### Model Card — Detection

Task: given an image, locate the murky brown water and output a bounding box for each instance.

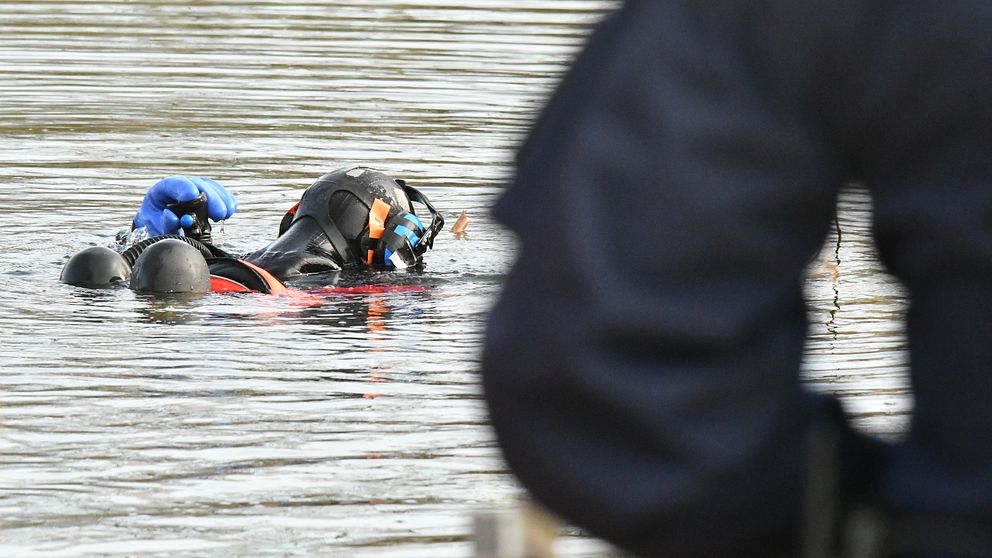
[0,2,908,556]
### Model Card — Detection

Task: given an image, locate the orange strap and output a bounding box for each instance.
[211,276,252,293]
[241,260,287,295]
[366,198,392,265]
[279,202,301,235]
[368,199,390,240]
[209,260,288,295]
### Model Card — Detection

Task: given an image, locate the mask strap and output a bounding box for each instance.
[317,217,357,264]
[399,182,444,250]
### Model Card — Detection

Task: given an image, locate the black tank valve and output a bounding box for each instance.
[167,192,211,243]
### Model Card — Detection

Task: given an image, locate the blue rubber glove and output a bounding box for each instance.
[133,176,237,236]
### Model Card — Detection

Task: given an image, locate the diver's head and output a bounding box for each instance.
[129,238,211,293]
[61,246,131,288]
[246,166,443,280]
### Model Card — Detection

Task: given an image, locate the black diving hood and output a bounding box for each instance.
[244,166,443,280]
[244,215,343,280]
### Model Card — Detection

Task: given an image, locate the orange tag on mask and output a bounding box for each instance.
[368,199,390,240]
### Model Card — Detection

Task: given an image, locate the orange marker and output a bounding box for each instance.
[451,210,469,235]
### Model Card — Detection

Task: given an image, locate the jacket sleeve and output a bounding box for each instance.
[481,3,846,557]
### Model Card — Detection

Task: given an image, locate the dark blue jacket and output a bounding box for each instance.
[482,2,992,556]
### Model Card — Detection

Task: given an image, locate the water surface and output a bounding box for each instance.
[0,2,908,556]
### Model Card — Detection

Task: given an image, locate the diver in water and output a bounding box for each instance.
[61,166,444,293]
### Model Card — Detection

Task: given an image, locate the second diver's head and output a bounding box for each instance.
[245,166,443,281]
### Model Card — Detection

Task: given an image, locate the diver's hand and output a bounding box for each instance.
[133,176,237,236]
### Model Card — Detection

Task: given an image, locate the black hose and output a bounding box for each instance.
[121,235,230,267]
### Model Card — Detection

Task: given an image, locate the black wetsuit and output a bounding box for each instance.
[482,2,992,557]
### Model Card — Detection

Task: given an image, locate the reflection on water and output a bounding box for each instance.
[803,186,910,436]
[0,2,617,556]
[1,1,908,556]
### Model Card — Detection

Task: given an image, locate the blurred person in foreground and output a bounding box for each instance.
[481,2,992,557]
